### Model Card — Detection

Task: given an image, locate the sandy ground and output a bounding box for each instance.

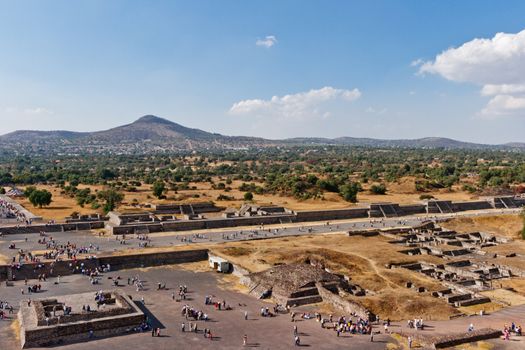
[441,214,523,239]
[209,233,459,321]
[13,176,479,221]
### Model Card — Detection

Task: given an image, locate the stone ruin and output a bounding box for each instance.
[240,263,374,321]
[18,290,144,348]
[380,222,523,309]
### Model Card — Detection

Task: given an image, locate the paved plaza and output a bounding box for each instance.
[1,266,393,349]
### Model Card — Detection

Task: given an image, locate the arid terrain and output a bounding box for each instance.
[15,176,479,221]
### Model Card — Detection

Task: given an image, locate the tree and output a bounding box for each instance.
[98,168,117,180]
[370,184,387,195]
[28,189,52,208]
[339,183,359,203]
[24,186,37,198]
[243,192,254,201]
[152,181,166,199]
[97,189,124,214]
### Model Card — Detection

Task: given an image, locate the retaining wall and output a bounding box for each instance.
[316,283,376,322]
[0,249,209,281]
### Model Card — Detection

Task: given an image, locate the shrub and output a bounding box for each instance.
[370,184,387,195]
[419,194,434,200]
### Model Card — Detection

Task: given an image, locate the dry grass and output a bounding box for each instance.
[12,176,479,220]
[497,278,525,295]
[455,341,494,350]
[0,253,8,264]
[441,214,523,239]
[457,302,503,315]
[10,319,21,343]
[480,288,525,306]
[211,233,459,321]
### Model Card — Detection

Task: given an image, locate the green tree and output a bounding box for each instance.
[370,183,387,195]
[243,192,254,201]
[28,189,52,208]
[339,183,359,203]
[152,181,166,199]
[24,186,37,198]
[97,189,124,214]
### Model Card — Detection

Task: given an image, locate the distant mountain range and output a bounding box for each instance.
[0,115,523,154]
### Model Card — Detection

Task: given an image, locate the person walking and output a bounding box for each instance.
[243,334,248,346]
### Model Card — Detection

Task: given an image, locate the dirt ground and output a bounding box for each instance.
[12,176,479,221]
[209,233,459,321]
[441,214,523,239]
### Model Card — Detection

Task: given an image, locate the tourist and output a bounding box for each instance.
[243,334,247,346]
[244,310,248,320]
[408,336,412,348]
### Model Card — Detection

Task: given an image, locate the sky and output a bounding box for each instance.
[0,0,524,144]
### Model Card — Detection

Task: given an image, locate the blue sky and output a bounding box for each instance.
[1,0,524,143]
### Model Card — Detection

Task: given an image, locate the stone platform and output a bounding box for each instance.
[18,290,144,348]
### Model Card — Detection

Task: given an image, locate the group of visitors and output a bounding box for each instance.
[0,197,29,223]
[407,318,425,330]
[503,322,522,340]
[0,300,14,319]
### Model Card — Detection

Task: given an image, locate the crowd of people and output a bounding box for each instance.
[0,197,30,224]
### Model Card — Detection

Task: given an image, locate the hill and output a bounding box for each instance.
[0,115,522,154]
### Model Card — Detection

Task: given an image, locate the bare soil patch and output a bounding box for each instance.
[441,214,523,239]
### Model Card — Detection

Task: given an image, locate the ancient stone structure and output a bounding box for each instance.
[18,290,144,348]
[241,263,374,320]
[102,196,525,236]
[381,222,523,308]
[1,196,523,236]
[0,249,209,281]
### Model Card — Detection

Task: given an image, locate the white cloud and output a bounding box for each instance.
[418,28,525,117]
[23,107,54,115]
[5,106,54,116]
[410,58,424,67]
[256,35,277,48]
[481,95,525,116]
[229,86,361,120]
[419,29,525,85]
[480,84,525,96]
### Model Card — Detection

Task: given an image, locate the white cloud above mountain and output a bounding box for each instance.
[229,86,361,120]
[419,29,525,117]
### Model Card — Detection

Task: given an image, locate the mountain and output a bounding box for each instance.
[0,130,86,142]
[87,115,221,142]
[0,115,522,154]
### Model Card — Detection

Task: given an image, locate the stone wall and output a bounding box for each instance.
[316,283,375,321]
[0,221,104,235]
[19,293,144,348]
[0,249,209,281]
[295,208,369,222]
[452,201,493,212]
[397,204,427,216]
